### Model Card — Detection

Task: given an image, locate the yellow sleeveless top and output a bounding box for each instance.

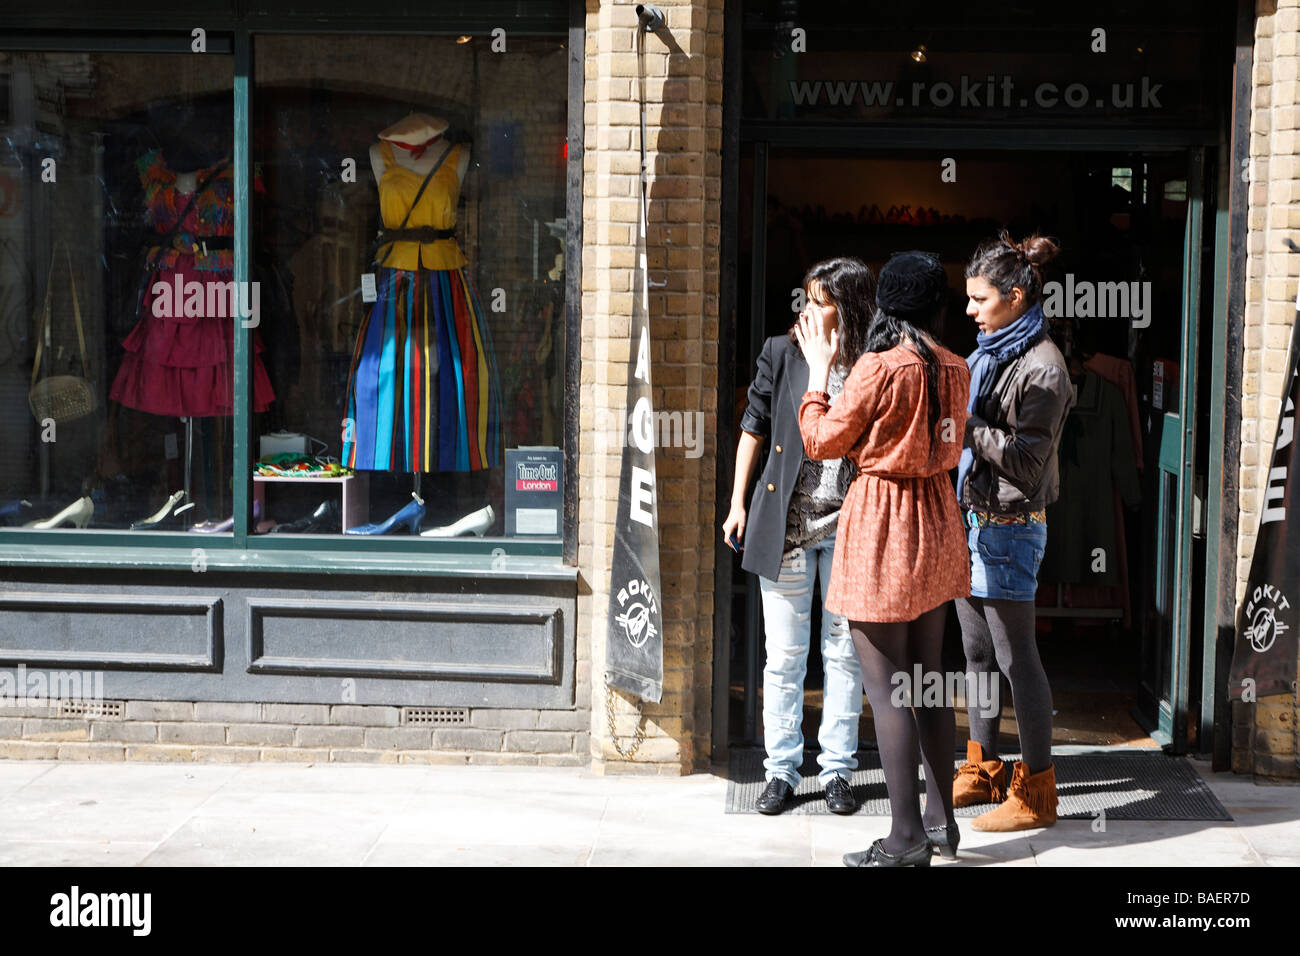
[374,139,467,271]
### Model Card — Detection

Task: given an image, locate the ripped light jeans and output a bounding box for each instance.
[758,532,862,788]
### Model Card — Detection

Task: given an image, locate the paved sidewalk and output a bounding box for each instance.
[0,757,1296,866]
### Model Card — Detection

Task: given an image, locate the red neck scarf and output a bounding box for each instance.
[389,136,442,160]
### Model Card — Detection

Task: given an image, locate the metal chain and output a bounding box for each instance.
[606,685,647,760]
[1292,680,1299,773]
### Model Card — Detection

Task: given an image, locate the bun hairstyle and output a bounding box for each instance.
[789,256,878,372]
[964,230,1061,307]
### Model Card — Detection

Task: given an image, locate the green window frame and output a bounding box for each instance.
[0,1,580,577]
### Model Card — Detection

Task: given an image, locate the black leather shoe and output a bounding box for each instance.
[843,837,933,867]
[756,778,794,815]
[925,822,960,859]
[824,774,856,814]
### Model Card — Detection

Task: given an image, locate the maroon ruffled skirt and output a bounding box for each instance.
[109,256,274,417]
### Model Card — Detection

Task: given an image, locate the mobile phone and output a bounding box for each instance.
[727,530,742,552]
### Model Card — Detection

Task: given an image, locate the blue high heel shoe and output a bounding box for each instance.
[345,495,425,535]
[0,499,33,524]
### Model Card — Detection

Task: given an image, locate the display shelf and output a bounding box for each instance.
[253,473,369,532]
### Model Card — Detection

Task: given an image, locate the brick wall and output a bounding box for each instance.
[0,699,587,766]
[1234,0,1300,779]
[579,0,723,774]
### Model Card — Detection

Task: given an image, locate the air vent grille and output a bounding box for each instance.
[58,699,125,719]
[402,706,469,726]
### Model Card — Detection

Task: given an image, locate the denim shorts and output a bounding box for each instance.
[967,521,1047,601]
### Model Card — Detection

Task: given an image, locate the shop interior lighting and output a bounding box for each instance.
[910,43,927,64]
[456,35,472,43]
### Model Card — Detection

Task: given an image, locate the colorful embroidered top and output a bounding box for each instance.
[137,148,264,272]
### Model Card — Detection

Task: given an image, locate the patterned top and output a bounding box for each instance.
[783,364,852,557]
[798,342,972,622]
[137,148,264,273]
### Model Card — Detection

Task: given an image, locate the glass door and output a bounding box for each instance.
[1140,148,1205,749]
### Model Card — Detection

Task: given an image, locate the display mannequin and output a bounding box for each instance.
[341,112,501,536]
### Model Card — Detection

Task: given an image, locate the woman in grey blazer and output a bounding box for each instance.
[722,256,876,815]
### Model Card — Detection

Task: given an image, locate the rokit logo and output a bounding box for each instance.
[1243,583,1291,654]
[515,461,558,492]
[613,577,658,649]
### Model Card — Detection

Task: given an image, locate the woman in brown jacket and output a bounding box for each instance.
[953,233,1075,833]
[796,251,971,867]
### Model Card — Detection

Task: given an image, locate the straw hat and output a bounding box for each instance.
[378,112,449,144]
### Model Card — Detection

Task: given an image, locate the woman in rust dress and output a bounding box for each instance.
[795,250,971,867]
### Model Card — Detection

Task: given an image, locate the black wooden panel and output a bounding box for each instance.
[246,598,562,682]
[0,592,221,670]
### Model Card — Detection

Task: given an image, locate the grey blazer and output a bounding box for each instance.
[737,334,831,583]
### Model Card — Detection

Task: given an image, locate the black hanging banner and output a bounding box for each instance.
[1230,314,1300,701]
[605,19,664,704]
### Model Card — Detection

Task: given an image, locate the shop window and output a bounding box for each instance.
[0,26,570,552]
[0,50,237,534]
[252,34,567,542]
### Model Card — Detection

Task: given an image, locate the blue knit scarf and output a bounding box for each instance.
[956,301,1046,500]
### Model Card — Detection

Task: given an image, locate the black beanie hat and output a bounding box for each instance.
[875,250,948,321]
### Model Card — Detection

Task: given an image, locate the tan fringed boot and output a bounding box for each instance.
[970,761,1058,831]
[952,740,1008,808]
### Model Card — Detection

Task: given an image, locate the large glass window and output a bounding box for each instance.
[1,50,236,534]
[251,33,567,541]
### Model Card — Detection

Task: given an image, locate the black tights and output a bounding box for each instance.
[850,604,953,855]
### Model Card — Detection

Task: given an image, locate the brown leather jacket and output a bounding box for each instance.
[960,335,1076,514]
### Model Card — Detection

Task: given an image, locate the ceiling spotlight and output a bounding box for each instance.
[910,44,927,64]
[456,35,472,44]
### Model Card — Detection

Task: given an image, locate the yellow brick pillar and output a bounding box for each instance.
[579,0,724,774]
[1234,0,1300,779]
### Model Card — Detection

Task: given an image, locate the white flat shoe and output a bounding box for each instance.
[419,504,494,537]
[25,496,94,529]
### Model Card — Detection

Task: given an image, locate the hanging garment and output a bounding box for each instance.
[1084,352,1142,470]
[109,149,275,417]
[342,140,501,472]
[1040,371,1141,586]
[1079,352,1143,623]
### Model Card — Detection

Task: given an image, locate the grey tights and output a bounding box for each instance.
[955,596,1054,773]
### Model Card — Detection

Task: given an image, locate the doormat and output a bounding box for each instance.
[725,748,1232,821]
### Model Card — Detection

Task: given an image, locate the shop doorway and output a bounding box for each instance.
[723,144,1213,756]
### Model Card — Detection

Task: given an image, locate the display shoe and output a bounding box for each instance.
[130,490,186,531]
[824,774,857,814]
[0,499,33,524]
[843,838,934,867]
[419,503,494,538]
[269,500,340,535]
[345,496,425,535]
[970,761,1058,832]
[191,500,262,534]
[952,739,1007,808]
[755,778,794,815]
[25,496,94,530]
[925,822,961,860]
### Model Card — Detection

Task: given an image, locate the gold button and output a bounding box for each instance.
[767,483,775,492]
[775,444,783,453]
